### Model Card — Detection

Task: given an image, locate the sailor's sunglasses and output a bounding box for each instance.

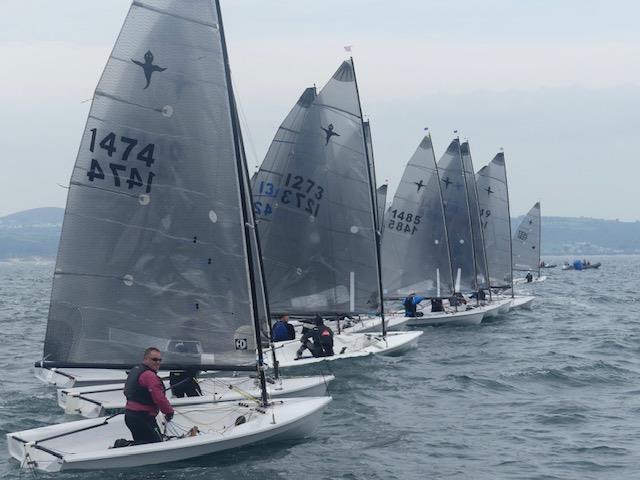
[150,357,163,362]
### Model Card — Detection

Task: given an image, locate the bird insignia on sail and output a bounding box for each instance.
[485,186,494,195]
[131,50,167,89]
[441,176,453,189]
[414,180,425,192]
[320,124,340,145]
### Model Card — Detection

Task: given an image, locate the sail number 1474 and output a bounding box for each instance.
[85,128,156,193]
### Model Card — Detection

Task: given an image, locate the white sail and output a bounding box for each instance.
[437,139,477,293]
[476,152,513,289]
[512,202,542,276]
[381,135,453,298]
[460,141,490,290]
[254,62,381,315]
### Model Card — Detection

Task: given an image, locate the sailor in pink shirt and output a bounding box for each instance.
[124,347,174,444]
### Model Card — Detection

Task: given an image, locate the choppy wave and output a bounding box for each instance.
[1,256,640,478]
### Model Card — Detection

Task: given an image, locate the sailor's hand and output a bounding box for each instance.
[165,412,174,422]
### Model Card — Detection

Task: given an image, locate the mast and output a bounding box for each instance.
[464,142,492,301]
[456,136,480,301]
[351,56,386,336]
[537,201,542,279]
[503,150,515,297]
[216,0,268,406]
[430,132,455,298]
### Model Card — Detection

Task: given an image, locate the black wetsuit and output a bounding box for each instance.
[297,324,334,358]
[169,369,202,398]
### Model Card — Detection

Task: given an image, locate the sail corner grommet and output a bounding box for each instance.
[138,194,151,205]
[123,274,134,286]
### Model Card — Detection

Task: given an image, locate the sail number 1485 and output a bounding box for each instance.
[387,209,421,235]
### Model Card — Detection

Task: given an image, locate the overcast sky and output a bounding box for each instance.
[1,0,639,220]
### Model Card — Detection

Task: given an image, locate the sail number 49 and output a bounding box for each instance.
[86,128,156,193]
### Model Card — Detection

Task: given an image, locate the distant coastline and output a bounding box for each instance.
[2,207,639,260]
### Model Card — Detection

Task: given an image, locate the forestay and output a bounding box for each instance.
[512,202,542,276]
[43,0,264,369]
[461,142,489,290]
[437,138,477,293]
[253,61,381,315]
[381,136,453,298]
[476,152,513,289]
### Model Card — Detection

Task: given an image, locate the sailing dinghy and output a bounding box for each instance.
[9,0,330,471]
[58,374,334,418]
[253,61,421,367]
[431,138,502,323]
[476,154,534,311]
[512,202,547,285]
[381,134,477,327]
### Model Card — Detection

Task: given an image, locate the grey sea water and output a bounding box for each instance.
[1,256,639,479]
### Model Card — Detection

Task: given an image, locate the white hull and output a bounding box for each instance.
[267,331,422,368]
[8,396,331,472]
[59,375,334,418]
[510,295,535,310]
[404,307,484,327]
[35,367,129,389]
[481,300,509,319]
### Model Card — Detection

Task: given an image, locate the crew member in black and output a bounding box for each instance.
[295,315,334,359]
[525,271,533,283]
[124,347,174,444]
[449,292,468,308]
[470,290,486,301]
[431,298,445,312]
[169,368,202,398]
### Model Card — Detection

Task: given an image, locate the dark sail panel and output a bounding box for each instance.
[461,142,489,290]
[377,184,388,229]
[437,139,476,293]
[255,61,380,315]
[476,153,513,288]
[382,136,453,298]
[44,0,259,367]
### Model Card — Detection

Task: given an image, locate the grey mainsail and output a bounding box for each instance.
[376,184,388,229]
[512,202,542,276]
[381,135,453,298]
[363,120,380,228]
[476,152,513,289]
[437,138,477,293]
[254,61,381,315]
[461,141,489,290]
[43,0,266,370]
